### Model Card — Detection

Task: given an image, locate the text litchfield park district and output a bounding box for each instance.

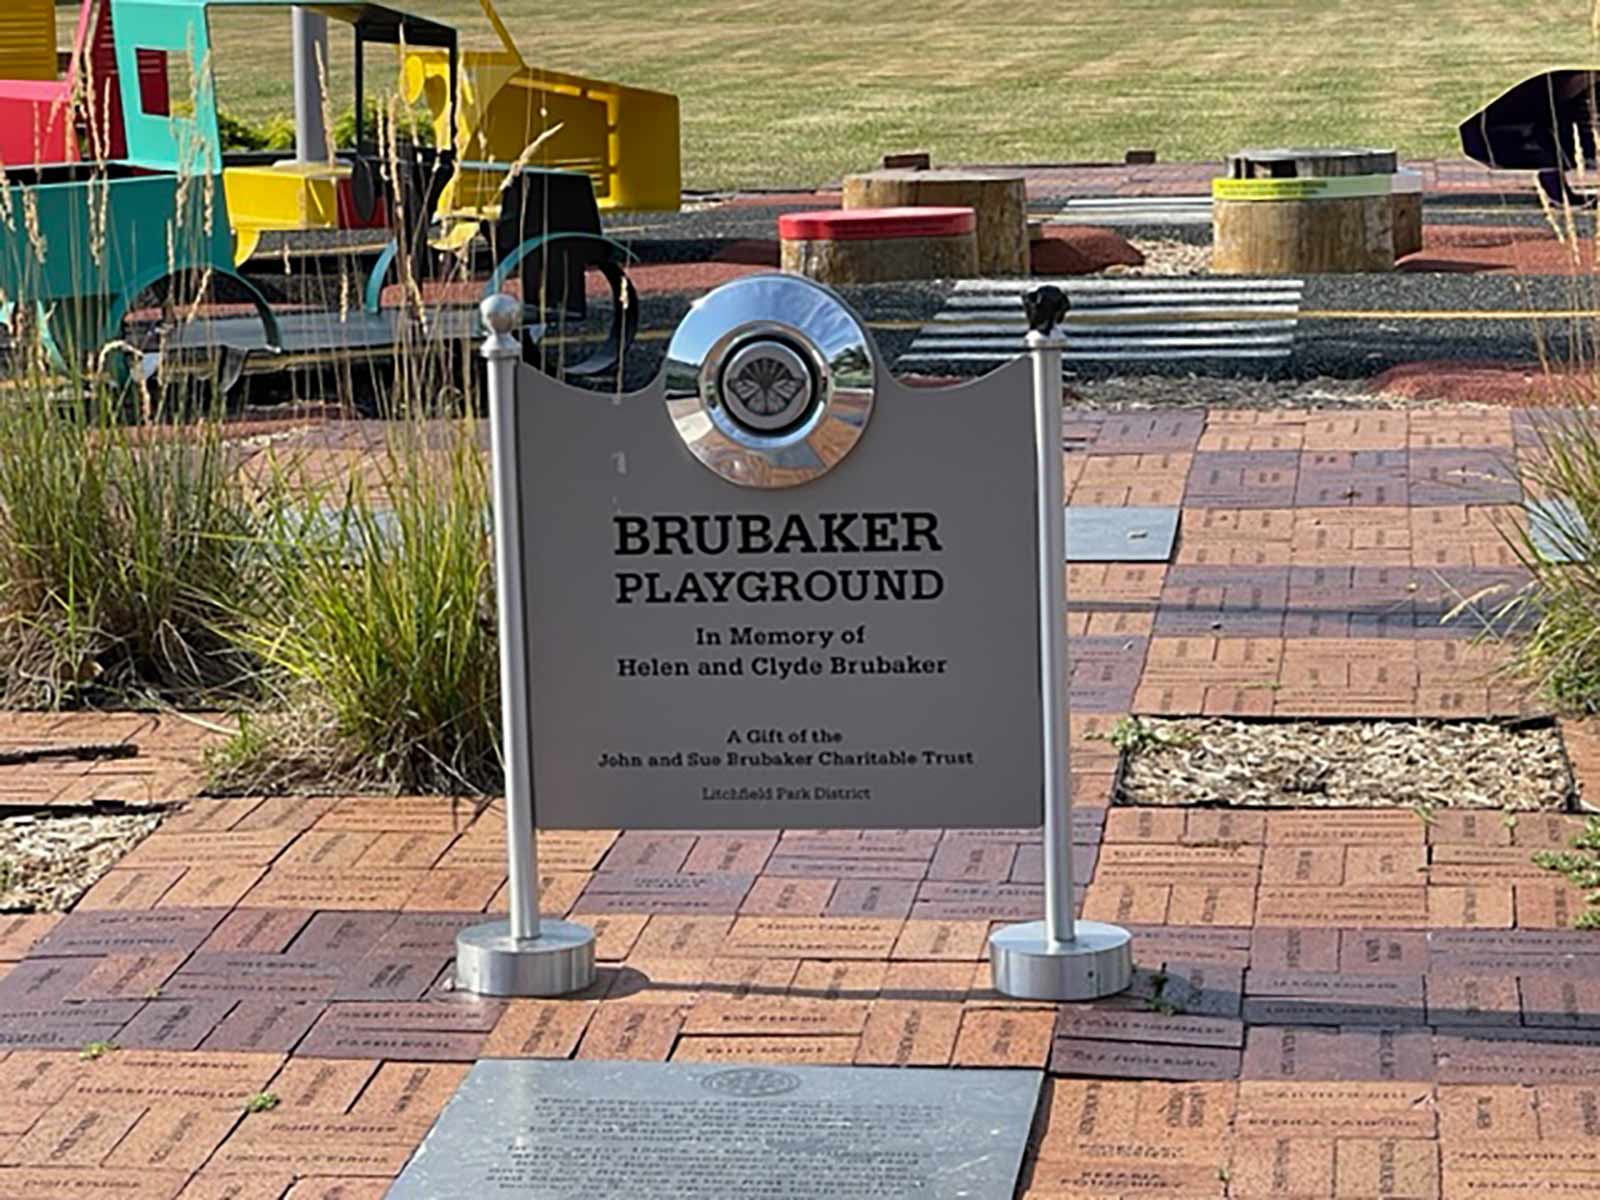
[611,511,946,605]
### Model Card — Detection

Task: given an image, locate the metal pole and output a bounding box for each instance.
[1029,328,1075,947]
[483,297,542,943]
[291,8,330,163]
[454,296,596,996]
[988,310,1132,1000]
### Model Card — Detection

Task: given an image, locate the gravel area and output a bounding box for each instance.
[605,202,826,249]
[1115,717,1573,811]
[0,808,165,912]
[1067,374,1407,410]
[1108,239,1212,276]
[220,192,1595,401]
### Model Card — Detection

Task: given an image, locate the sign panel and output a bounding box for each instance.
[520,356,1043,829]
[387,1060,1044,1200]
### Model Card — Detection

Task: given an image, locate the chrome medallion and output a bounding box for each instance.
[664,274,876,488]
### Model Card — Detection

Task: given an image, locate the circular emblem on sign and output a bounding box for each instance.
[720,339,816,433]
[663,274,876,489]
[699,1067,803,1098]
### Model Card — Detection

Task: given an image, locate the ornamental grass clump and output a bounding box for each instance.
[213,411,501,795]
[0,383,260,707]
[1497,406,1600,711]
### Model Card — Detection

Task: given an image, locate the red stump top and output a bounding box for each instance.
[778,206,977,241]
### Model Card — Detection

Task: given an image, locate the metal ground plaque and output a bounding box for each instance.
[387,1059,1044,1199]
[1065,506,1179,562]
[519,276,1042,829]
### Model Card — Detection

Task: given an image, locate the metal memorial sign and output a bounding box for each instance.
[517,275,1042,829]
[387,1060,1044,1200]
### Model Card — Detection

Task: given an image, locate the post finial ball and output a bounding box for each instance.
[481,293,521,337]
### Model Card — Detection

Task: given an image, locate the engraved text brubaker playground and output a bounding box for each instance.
[613,511,946,605]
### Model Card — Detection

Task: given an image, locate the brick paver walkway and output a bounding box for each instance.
[2,405,1598,1199]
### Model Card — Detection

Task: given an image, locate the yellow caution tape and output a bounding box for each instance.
[1213,174,1393,201]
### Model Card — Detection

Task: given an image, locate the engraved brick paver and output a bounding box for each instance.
[4,400,1598,1193]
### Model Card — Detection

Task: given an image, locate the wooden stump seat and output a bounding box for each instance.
[842,168,1028,276]
[1392,168,1423,258]
[779,206,978,284]
[1213,147,1399,275]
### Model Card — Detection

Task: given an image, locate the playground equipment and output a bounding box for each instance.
[0,0,288,375]
[0,0,167,165]
[1461,70,1600,206]
[0,162,279,383]
[0,0,639,383]
[0,0,368,248]
[216,0,460,263]
[404,0,681,222]
[0,0,55,82]
[0,0,677,252]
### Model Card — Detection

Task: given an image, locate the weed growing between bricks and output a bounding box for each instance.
[1534,814,1600,928]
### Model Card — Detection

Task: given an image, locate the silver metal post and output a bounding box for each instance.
[291,8,330,163]
[455,296,596,997]
[988,324,1134,1000]
[1030,329,1075,946]
[486,300,541,944]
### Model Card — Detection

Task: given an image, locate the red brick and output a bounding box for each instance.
[480,1002,596,1058]
[1081,882,1170,925]
[1516,882,1593,930]
[1104,809,1186,844]
[738,877,835,916]
[1429,886,1514,929]
[1345,844,1427,887]
[682,996,869,1037]
[265,1059,379,1113]
[1439,1085,1538,1141]
[890,920,989,961]
[1229,1135,1335,1198]
[576,1005,684,1061]
[1262,846,1345,886]
[74,870,184,911]
[4,1105,143,1166]
[104,1103,242,1172]
[1335,1137,1439,1199]
[348,1063,469,1123]
[670,1036,858,1065]
[854,1001,962,1067]
[952,1008,1055,1068]
[720,917,901,960]
[1167,884,1255,926]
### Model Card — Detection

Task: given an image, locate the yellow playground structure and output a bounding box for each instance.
[404,0,681,220]
[0,0,56,81]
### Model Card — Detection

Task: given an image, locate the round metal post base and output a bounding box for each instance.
[988,919,1134,1001]
[455,919,596,997]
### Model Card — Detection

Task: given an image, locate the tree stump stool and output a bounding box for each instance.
[779,207,978,284]
[1392,168,1423,258]
[842,168,1028,276]
[1213,147,1398,274]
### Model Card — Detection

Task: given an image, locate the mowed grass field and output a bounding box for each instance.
[73,0,1599,189]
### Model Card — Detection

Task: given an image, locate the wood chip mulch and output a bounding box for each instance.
[1114,717,1574,811]
[0,808,164,912]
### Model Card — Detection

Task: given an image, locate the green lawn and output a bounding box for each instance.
[69,0,1599,189]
